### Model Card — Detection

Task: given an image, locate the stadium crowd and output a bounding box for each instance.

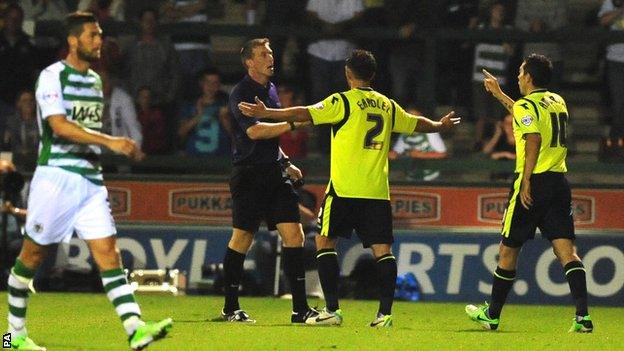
[0,0,623,171]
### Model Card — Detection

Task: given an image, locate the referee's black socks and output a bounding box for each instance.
[223,247,246,313]
[488,266,516,319]
[316,249,340,312]
[376,254,397,316]
[564,260,589,316]
[282,247,309,313]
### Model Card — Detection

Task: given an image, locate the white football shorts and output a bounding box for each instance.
[25,166,116,244]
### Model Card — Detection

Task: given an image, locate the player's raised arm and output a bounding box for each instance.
[413,111,461,133]
[483,69,515,113]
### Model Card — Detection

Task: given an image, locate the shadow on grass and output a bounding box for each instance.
[455,329,521,333]
[42,342,116,350]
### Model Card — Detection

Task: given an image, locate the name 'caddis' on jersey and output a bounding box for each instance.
[309,87,419,200]
[35,61,105,185]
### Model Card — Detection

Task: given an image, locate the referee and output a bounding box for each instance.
[220,38,318,324]
[465,54,593,333]
[238,49,460,327]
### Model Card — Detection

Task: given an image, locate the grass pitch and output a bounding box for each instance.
[0,293,622,350]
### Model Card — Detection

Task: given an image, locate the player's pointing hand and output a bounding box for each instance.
[483,69,503,97]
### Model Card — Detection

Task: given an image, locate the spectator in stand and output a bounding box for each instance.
[77,0,126,22]
[3,90,38,159]
[515,0,568,90]
[136,86,170,155]
[435,0,479,109]
[472,1,514,149]
[482,113,516,160]
[18,0,68,21]
[125,8,180,106]
[160,0,212,100]
[599,0,624,155]
[384,0,429,106]
[388,107,448,181]
[0,4,35,106]
[177,68,230,156]
[263,0,308,83]
[0,159,28,269]
[306,0,364,155]
[101,71,143,148]
[278,85,308,159]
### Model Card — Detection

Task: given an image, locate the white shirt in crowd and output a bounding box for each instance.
[599,0,624,63]
[108,87,143,148]
[306,0,364,61]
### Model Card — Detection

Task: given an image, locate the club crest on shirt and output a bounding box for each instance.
[521,115,533,126]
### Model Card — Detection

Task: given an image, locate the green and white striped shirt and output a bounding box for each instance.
[35,61,105,185]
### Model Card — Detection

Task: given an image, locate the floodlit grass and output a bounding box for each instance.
[0,293,621,350]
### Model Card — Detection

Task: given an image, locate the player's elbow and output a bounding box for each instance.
[246,126,263,140]
[48,119,72,139]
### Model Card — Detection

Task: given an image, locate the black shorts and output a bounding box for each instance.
[229,163,300,232]
[501,171,575,248]
[317,189,393,248]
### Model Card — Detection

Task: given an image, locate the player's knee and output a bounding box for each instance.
[18,242,48,267]
[315,235,335,250]
[229,230,254,252]
[19,250,46,268]
[553,247,578,265]
[281,232,304,247]
[370,244,392,259]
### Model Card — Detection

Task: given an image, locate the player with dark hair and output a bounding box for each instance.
[5,12,171,350]
[221,37,319,324]
[239,49,460,327]
[464,54,593,332]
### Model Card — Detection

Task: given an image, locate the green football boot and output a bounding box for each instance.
[305,307,343,325]
[10,335,46,351]
[370,313,393,328]
[128,318,173,350]
[465,303,499,330]
[569,315,593,333]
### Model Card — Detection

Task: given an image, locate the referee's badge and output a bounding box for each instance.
[521,115,533,126]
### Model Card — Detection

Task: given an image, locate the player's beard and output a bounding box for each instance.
[77,45,100,63]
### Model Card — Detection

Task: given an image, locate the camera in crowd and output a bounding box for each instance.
[0,170,25,204]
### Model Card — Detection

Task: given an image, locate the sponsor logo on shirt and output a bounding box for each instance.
[41,91,60,104]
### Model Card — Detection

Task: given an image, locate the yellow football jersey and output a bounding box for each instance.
[512,89,568,174]
[308,87,418,200]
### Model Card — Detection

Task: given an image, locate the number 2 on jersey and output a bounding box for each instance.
[364,113,384,150]
[550,112,568,148]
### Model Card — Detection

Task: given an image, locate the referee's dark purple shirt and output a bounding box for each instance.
[228,74,282,165]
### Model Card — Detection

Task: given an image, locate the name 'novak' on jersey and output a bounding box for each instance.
[35,61,105,185]
[512,89,569,174]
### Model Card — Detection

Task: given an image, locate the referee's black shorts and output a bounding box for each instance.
[317,187,393,248]
[229,163,300,232]
[501,171,575,248]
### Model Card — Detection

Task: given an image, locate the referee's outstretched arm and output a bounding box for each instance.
[239,96,312,122]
